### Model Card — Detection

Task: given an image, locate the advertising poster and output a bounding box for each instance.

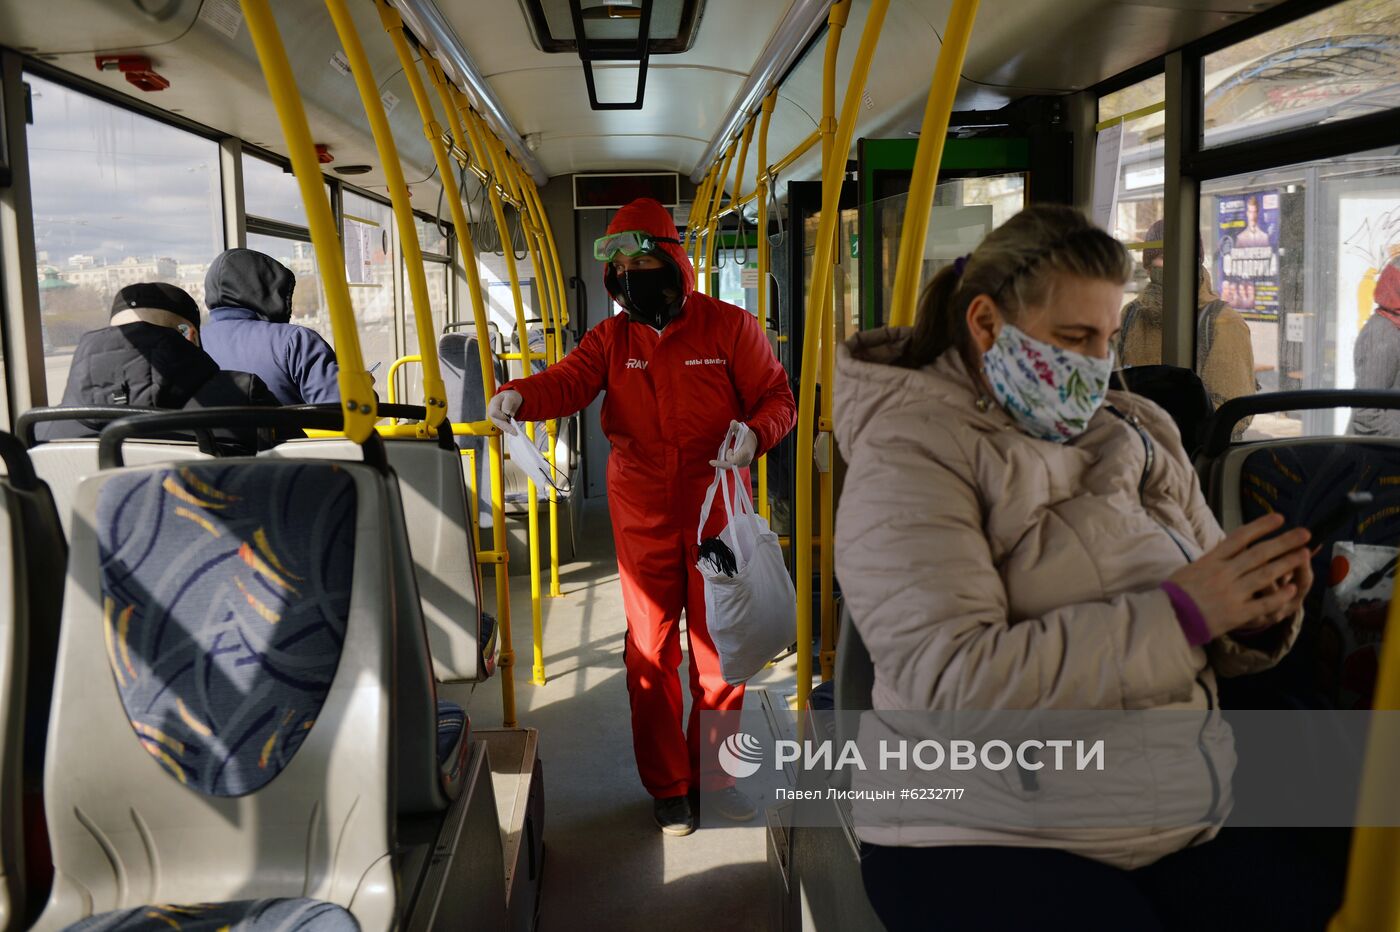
[1216,190,1281,319]
[343,215,377,285]
[1339,196,1400,398]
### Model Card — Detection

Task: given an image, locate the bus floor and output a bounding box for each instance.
[445,497,799,932]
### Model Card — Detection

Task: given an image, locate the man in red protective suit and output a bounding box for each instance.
[488,197,796,836]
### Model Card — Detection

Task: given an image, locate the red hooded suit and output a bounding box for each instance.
[501,198,796,796]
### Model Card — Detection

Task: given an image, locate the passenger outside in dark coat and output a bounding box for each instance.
[1350,256,1400,437]
[36,282,283,452]
[200,248,342,406]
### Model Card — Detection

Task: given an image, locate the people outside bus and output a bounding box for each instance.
[1349,255,1400,437]
[1118,219,1256,430]
[37,282,282,452]
[201,248,343,405]
[487,198,797,836]
[835,205,1338,931]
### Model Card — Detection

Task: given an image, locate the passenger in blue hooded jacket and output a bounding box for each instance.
[201,248,342,405]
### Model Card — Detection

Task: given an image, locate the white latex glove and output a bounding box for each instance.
[709,420,759,468]
[488,389,523,435]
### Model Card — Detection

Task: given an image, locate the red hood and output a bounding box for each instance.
[1377,259,1400,314]
[605,197,695,296]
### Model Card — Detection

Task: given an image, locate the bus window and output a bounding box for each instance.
[1099,73,1166,330]
[398,252,452,406]
[244,229,327,336]
[870,175,1026,331]
[1199,146,1400,439]
[1202,0,1400,151]
[25,73,222,404]
[342,190,398,380]
[715,244,759,315]
[242,153,324,229]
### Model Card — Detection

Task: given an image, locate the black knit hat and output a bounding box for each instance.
[111,282,201,329]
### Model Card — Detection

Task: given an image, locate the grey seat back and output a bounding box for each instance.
[0,434,66,932]
[264,438,487,683]
[27,441,209,539]
[260,439,466,810]
[35,460,398,931]
[1211,436,1400,710]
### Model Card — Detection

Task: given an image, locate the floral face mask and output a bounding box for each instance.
[981,323,1114,443]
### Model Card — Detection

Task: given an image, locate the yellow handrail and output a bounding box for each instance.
[386,353,422,407]
[326,0,446,436]
[504,152,565,609]
[887,0,981,329]
[239,0,376,442]
[462,104,549,688]
[814,0,851,685]
[690,164,717,272]
[701,139,738,293]
[727,117,756,221]
[420,50,520,728]
[795,0,886,716]
[1329,597,1400,930]
[514,166,567,600]
[765,129,820,185]
[755,90,777,524]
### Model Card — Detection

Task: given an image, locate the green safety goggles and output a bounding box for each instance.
[594,230,680,261]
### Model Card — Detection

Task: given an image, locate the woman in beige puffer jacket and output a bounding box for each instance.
[834,206,1336,932]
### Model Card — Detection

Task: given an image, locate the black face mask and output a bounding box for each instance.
[619,266,682,329]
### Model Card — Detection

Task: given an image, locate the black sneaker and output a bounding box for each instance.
[710,786,757,822]
[654,794,695,836]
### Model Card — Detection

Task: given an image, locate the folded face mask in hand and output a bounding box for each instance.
[698,536,738,577]
[504,419,571,493]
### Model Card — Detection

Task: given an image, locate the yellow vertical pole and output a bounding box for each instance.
[529,178,571,330]
[518,173,566,599]
[239,0,375,442]
[887,0,981,328]
[423,57,518,727]
[326,0,446,433]
[795,0,885,716]
[1329,598,1400,931]
[690,165,716,275]
[815,0,850,685]
[819,284,836,682]
[380,3,523,716]
[755,91,777,524]
[728,118,756,218]
[703,140,739,294]
[506,154,565,605]
[465,106,547,688]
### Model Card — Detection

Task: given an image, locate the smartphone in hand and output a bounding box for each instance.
[1252,491,1372,548]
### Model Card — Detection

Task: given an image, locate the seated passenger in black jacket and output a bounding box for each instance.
[36,282,287,452]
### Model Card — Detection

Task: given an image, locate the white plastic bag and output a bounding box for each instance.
[696,426,797,685]
[505,418,571,494]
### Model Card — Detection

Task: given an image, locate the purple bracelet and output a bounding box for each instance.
[1160,581,1211,647]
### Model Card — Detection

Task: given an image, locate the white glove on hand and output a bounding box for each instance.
[488,389,523,435]
[709,420,759,468]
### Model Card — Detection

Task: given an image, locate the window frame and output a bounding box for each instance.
[1086,0,1400,380]
[1179,0,1400,183]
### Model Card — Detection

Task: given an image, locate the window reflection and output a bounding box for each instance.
[1203,0,1400,148]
